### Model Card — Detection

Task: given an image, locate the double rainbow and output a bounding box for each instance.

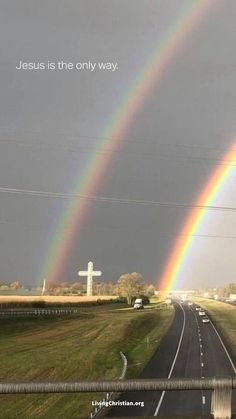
[39,0,216,286]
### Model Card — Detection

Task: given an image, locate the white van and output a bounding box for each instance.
[133,298,144,310]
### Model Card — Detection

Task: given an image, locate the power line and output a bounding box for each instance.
[1,135,236,167]
[0,127,235,153]
[1,138,236,165]
[158,141,236,153]
[0,220,236,240]
[0,136,234,156]
[0,186,236,213]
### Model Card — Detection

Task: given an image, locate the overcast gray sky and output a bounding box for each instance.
[0,0,236,289]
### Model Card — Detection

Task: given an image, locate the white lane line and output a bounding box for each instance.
[154,302,186,416]
[209,318,236,374]
[190,307,206,418]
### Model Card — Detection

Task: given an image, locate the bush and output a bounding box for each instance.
[96,298,103,305]
[115,296,127,304]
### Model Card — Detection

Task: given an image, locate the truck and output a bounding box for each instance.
[133,298,144,310]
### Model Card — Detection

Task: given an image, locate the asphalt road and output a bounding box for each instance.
[106,302,236,418]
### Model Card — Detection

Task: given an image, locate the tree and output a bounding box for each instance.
[47,281,62,295]
[10,281,22,290]
[71,282,83,292]
[224,283,236,297]
[106,282,117,296]
[146,284,156,296]
[60,282,70,289]
[117,272,143,305]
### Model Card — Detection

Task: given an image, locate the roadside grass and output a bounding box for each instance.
[0,301,174,418]
[192,297,236,361]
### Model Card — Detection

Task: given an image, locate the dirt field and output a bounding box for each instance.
[0,295,117,303]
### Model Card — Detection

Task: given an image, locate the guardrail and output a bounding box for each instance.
[0,308,78,317]
[0,377,235,419]
[1,377,234,393]
[119,351,128,380]
[91,351,128,417]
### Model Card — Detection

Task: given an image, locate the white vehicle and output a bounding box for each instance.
[195,307,200,311]
[133,298,144,310]
[188,302,193,306]
[199,311,206,316]
[202,317,210,323]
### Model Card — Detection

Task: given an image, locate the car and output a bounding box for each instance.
[195,307,200,311]
[188,302,193,306]
[199,311,206,316]
[202,317,210,323]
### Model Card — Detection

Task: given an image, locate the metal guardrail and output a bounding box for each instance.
[0,308,78,317]
[1,377,235,418]
[0,377,235,393]
[91,351,128,417]
[119,351,128,380]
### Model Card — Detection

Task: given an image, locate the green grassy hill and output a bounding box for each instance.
[0,301,174,418]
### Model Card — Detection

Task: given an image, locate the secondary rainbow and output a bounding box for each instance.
[159,145,236,293]
[39,0,216,284]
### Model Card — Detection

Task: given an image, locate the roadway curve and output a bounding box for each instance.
[107,302,236,417]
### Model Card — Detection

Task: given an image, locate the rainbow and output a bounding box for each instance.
[159,145,236,293]
[39,0,216,284]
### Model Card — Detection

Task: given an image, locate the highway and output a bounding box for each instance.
[107,302,236,417]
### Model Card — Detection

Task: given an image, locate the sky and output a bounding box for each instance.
[0,0,236,289]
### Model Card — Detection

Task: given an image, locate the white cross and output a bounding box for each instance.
[78,261,102,296]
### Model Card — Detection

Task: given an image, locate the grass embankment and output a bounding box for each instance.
[0,301,174,419]
[192,297,236,361]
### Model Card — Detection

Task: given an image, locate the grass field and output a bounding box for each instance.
[192,297,236,361]
[0,301,174,418]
